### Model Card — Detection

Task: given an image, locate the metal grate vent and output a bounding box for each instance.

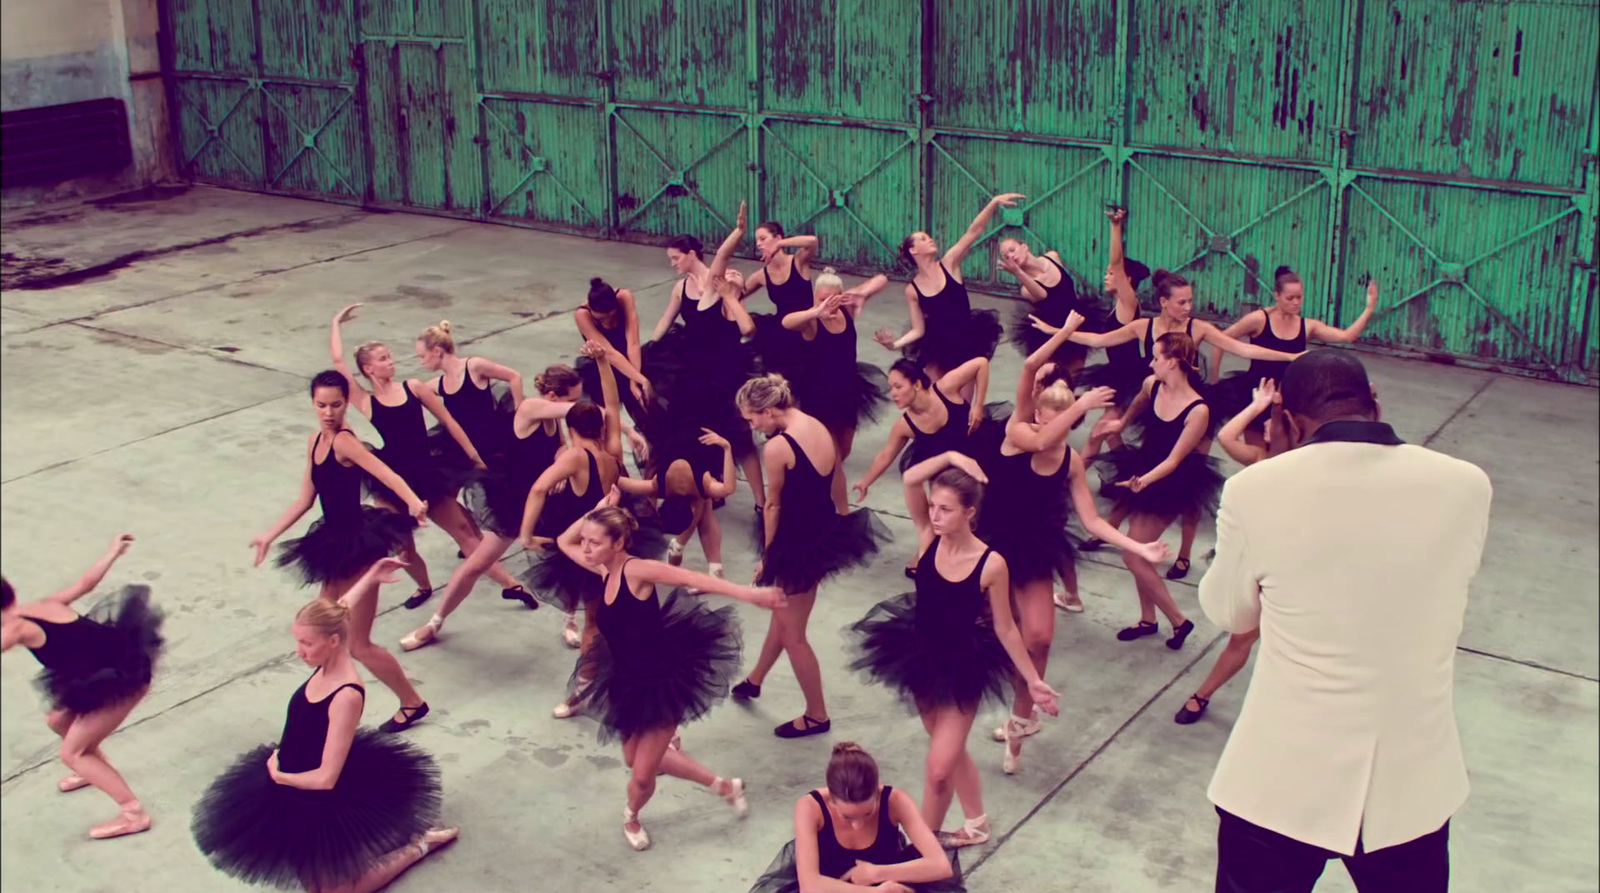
[1,98,133,188]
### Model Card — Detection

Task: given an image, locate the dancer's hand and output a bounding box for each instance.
[993,192,1025,207]
[1366,278,1379,309]
[872,882,912,893]
[407,498,430,526]
[873,327,898,350]
[521,533,542,551]
[579,340,606,362]
[998,254,1022,276]
[1062,309,1086,333]
[603,485,622,508]
[265,749,282,782]
[1250,378,1277,409]
[108,533,135,558]
[627,428,650,463]
[748,586,786,610]
[1029,314,1060,335]
[371,556,408,585]
[1134,540,1169,564]
[248,534,273,567]
[846,862,885,885]
[1114,474,1147,493]
[1029,678,1061,716]
[630,379,649,408]
[851,479,870,503]
[698,428,729,449]
[1105,205,1128,224]
[818,292,845,316]
[751,560,764,584]
[1074,386,1116,414]
[949,452,988,484]
[335,303,362,323]
[736,199,747,230]
[967,401,985,434]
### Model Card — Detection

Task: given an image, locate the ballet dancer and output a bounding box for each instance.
[1,535,161,839]
[1074,207,1153,458]
[783,267,891,512]
[876,194,1016,391]
[649,202,764,515]
[575,277,653,424]
[554,498,783,851]
[397,361,584,652]
[851,455,1061,847]
[731,374,890,738]
[413,320,524,466]
[1093,332,1224,647]
[999,236,1105,381]
[250,371,429,733]
[615,427,737,577]
[749,741,962,893]
[330,303,527,608]
[742,219,819,387]
[193,560,457,891]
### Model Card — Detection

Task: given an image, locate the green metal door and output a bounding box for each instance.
[159,0,1599,382]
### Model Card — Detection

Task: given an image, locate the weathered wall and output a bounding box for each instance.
[1,0,172,204]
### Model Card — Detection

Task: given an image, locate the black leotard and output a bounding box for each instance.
[278,672,366,773]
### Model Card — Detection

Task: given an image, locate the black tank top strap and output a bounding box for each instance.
[318,681,367,703]
[1142,318,1155,359]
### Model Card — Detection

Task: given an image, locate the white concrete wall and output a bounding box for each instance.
[1,0,173,203]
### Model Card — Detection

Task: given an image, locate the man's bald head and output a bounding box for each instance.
[1281,349,1378,422]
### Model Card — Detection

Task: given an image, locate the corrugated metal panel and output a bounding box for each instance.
[761,119,917,269]
[611,0,747,109]
[1352,0,1599,187]
[1127,154,1333,321]
[157,0,1600,381]
[762,0,919,123]
[931,0,1120,139]
[927,135,1118,288]
[1127,0,1341,159]
[479,0,605,100]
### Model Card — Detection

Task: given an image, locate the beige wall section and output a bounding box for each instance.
[1,0,172,204]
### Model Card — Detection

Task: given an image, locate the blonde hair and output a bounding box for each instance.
[584,505,638,547]
[1037,379,1075,412]
[353,341,387,378]
[1154,332,1199,374]
[814,266,843,292]
[295,598,350,641]
[736,373,794,412]
[418,320,455,354]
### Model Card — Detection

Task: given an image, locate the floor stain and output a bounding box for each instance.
[533,747,569,768]
[586,754,622,771]
[366,285,454,310]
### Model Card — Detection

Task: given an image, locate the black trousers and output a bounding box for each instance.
[1215,808,1450,893]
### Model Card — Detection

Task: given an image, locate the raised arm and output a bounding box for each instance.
[945,193,1024,271]
[902,451,988,542]
[1010,312,1086,430]
[782,234,818,275]
[782,292,841,331]
[850,417,914,502]
[720,275,757,337]
[841,273,889,314]
[1065,450,1169,562]
[699,429,738,499]
[46,534,135,605]
[328,304,372,413]
[580,341,625,459]
[1194,320,1300,363]
[469,356,526,406]
[249,437,319,566]
[1058,315,1142,349]
[1217,380,1275,466]
[1308,278,1379,344]
[1008,387,1114,454]
[1207,312,1266,384]
[707,200,748,284]
[414,380,486,469]
[877,284,928,352]
[631,559,782,608]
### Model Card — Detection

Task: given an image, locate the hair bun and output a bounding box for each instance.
[1274,265,1293,278]
[821,266,838,276]
[832,741,864,756]
[438,320,452,333]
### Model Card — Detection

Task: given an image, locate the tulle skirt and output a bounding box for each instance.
[33,585,164,714]
[643,326,759,462]
[577,355,652,422]
[750,313,811,387]
[191,730,442,890]
[848,592,1012,713]
[749,838,966,893]
[800,361,888,434]
[755,508,892,594]
[1203,371,1268,431]
[275,508,416,585]
[977,503,1077,587]
[462,463,536,540]
[573,588,742,743]
[897,402,1012,474]
[1075,360,1148,409]
[906,309,1003,374]
[1094,448,1225,519]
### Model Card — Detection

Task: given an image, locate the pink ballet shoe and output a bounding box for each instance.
[58,773,90,793]
[89,803,151,840]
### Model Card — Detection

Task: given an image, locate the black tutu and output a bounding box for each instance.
[461,462,537,540]
[978,509,1078,588]
[1094,448,1224,519]
[33,585,164,714]
[755,508,891,594]
[191,730,442,890]
[750,313,811,386]
[642,326,759,462]
[750,839,966,893]
[275,508,416,585]
[800,361,888,434]
[1076,361,1148,409]
[1009,301,1089,368]
[905,309,1002,374]
[573,588,742,742]
[576,354,653,422]
[897,402,1012,474]
[1203,371,1268,431]
[848,591,1012,713]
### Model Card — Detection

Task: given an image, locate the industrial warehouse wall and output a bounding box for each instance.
[2,0,174,203]
[158,0,1598,381]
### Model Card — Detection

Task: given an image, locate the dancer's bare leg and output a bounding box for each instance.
[920,704,982,832]
[318,827,459,893]
[1123,513,1187,627]
[338,574,425,721]
[429,496,521,590]
[402,532,512,647]
[774,589,827,728]
[60,690,150,837]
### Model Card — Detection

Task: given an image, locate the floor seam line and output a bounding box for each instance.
[1421,375,1497,447]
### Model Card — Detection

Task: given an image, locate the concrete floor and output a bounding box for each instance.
[2,186,1596,893]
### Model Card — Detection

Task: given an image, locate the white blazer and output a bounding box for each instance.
[1199,421,1491,855]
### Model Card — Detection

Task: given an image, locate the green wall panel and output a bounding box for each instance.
[483,99,608,233]
[762,0,920,123]
[760,119,918,270]
[159,0,1600,380]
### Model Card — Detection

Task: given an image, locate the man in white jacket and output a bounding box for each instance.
[1199,350,1491,892]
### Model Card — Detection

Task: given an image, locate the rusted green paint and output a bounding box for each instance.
[158,0,1600,380]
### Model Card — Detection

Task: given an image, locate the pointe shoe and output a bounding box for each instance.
[415,826,460,857]
[716,778,748,819]
[622,806,651,851]
[58,773,90,793]
[400,620,441,652]
[1001,720,1023,775]
[666,540,685,567]
[89,805,151,840]
[552,699,582,719]
[936,814,991,848]
[1053,590,1084,613]
[991,710,1041,742]
[561,613,582,649]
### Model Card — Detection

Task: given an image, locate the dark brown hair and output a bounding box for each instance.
[1154,331,1199,374]
[757,221,785,238]
[825,741,879,803]
[889,359,930,388]
[1151,269,1190,302]
[1274,264,1302,293]
[567,401,604,440]
[535,364,582,397]
[2,577,15,610]
[666,234,703,259]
